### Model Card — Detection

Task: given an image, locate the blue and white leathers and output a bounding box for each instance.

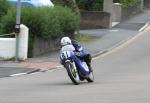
[60,45,90,77]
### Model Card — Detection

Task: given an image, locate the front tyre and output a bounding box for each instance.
[65,61,80,85]
[86,71,94,82]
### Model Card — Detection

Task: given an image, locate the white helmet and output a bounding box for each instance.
[61,37,72,46]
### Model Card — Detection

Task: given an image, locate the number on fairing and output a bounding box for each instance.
[61,51,71,59]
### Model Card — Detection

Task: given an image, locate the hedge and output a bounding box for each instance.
[76,0,140,11]
[0,0,10,19]
[0,6,80,56]
[53,0,80,15]
[114,0,140,8]
[1,6,80,38]
[76,0,103,11]
[0,0,10,34]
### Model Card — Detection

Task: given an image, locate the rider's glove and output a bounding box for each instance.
[74,52,80,56]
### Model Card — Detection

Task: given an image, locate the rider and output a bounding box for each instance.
[60,37,92,72]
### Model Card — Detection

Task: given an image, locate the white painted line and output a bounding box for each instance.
[109,29,119,32]
[9,73,27,77]
[8,69,45,77]
[144,10,150,13]
[139,23,149,32]
[8,24,150,78]
[94,25,150,60]
[112,22,120,27]
[38,68,49,72]
[56,65,63,69]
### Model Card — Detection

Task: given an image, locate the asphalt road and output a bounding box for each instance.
[0,27,150,103]
[0,67,37,78]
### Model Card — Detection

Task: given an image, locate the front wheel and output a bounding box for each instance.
[65,61,80,85]
[86,71,94,82]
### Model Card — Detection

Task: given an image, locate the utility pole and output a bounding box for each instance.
[15,0,21,62]
[141,0,144,10]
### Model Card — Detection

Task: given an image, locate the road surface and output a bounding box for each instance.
[0,27,150,103]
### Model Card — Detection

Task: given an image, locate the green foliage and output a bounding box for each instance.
[0,6,80,57]
[0,7,16,34]
[76,0,140,10]
[114,0,140,8]
[1,6,80,39]
[0,0,10,19]
[76,34,97,42]
[76,0,103,11]
[114,0,120,3]
[0,0,10,34]
[53,0,80,15]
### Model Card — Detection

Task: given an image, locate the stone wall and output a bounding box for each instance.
[144,0,150,8]
[103,0,113,23]
[113,3,122,22]
[80,11,111,29]
[32,36,60,57]
[121,2,142,21]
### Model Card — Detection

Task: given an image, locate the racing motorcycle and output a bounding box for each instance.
[60,45,94,85]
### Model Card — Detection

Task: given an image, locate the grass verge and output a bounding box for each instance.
[75,34,97,42]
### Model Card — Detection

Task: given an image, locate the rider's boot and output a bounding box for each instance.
[87,63,93,72]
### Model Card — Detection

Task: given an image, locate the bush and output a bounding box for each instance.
[0,6,80,56]
[0,0,10,19]
[1,6,80,38]
[53,0,80,15]
[76,0,103,11]
[114,0,140,8]
[0,0,10,34]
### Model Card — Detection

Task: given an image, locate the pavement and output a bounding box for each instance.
[0,9,150,78]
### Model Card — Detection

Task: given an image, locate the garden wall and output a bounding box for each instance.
[121,2,142,21]
[80,11,111,29]
[0,24,28,60]
[0,38,15,59]
[144,0,150,8]
[32,36,60,57]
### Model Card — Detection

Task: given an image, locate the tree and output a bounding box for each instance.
[76,0,103,11]
[52,0,80,39]
[53,0,80,15]
[113,0,140,8]
[0,0,10,19]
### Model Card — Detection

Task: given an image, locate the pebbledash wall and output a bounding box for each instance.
[0,38,16,59]
[0,24,29,60]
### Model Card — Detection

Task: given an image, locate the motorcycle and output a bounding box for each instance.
[60,45,94,85]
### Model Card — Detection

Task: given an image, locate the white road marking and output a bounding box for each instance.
[94,26,150,60]
[9,73,27,77]
[139,23,149,32]
[7,25,150,78]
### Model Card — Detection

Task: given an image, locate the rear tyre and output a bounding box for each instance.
[65,61,80,85]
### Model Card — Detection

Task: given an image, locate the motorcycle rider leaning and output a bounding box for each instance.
[60,37,92,72]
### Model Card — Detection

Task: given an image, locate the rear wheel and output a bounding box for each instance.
[65,61,80,85]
